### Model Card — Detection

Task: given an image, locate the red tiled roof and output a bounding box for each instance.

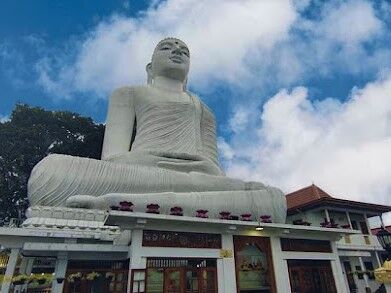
[286,184,331,209]
[286,184,391,216]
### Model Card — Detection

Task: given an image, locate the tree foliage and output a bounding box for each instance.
[0,104,104,224]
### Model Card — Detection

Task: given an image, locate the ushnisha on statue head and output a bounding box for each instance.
[146,37,190,89]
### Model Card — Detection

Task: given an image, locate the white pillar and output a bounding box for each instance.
[1,248,19,293]
[330,259,348,293]
[216,259,225,292]
[217,234,236,293]
[14,257,27,293]
[14,257,30,293]
[270,236,291,293]
[330,243,348,293]
[358,256,370,291]
[127,229,146,293]
[325,209,331,222]
[345,211,353,228]
[380,215,385,228]
[20,258,34,293]
[375,251,382,268]
[51,254,68,293]
[364,213,371,235]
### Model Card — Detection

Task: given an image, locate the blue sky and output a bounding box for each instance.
[1,0,391,215]
[0,0,151,121]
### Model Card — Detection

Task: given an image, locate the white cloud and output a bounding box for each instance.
[222,75,391,208]
[229,107,252,133]
[217,137,235,161]
[0,43,28,88]
[33,0,391,101]
[288,0,389,79]
[318,0,382,44]
[35,0,298,98]
[0,114,10,123]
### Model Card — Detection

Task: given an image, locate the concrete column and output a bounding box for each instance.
[14,257,29,293]
[380,215,385,228]
[331,259,348,293]
[51,254,68,293]
[20,258,35,293]
[324,209,331,222]
[217,234,236,293]
[270,236,291,293]
[14,257,27,293]
[24,258,35,275]
[345,211,353,228]
[1,248,20,293]
[375,251,382,268]
[127,229,146,293]
[19,257,28,273]
[358,256,370,292]
[330,243,348,293]
[364,213,371,235]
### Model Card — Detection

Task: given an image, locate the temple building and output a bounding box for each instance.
[0,38,390,293]
[286,184,391,293]
[0,184,389,293]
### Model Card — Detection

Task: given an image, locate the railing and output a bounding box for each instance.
[337,234,382,248]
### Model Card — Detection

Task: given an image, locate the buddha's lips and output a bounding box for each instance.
[170,56,183,63]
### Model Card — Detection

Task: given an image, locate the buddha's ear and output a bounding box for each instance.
[146,63,152,84]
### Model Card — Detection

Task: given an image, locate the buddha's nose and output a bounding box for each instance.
[172,46,182,55]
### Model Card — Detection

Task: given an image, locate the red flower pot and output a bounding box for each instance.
[170,206,183,216]
[241,213,252,221]
[119,201,133,212]
[146,204,160,214]
[260,215,272,223]
[196,209,209,218]
[219,211,231,220]
[260,215,271,220]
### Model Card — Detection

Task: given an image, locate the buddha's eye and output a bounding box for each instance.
[160,47,171,51]
[182,50,189,57]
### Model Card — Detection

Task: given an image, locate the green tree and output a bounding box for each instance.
[0,104,104,224]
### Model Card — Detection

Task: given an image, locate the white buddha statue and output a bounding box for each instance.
[27,38,287,222]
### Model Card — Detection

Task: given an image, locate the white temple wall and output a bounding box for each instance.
[270,236,292,293]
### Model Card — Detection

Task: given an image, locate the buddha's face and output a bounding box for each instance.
[151,38,190,82]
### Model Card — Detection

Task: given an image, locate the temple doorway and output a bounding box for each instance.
[287,260,337,293]
[233,236,276,293]
[131,258,217,293]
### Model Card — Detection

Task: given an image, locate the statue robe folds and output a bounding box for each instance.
[27,85,287,223]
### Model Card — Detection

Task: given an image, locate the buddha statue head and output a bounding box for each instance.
[147,37,190,87]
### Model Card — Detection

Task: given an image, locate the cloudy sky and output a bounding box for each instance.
[1,0,391,221]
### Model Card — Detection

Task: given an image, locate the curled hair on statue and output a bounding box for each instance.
[153,37,183,55]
